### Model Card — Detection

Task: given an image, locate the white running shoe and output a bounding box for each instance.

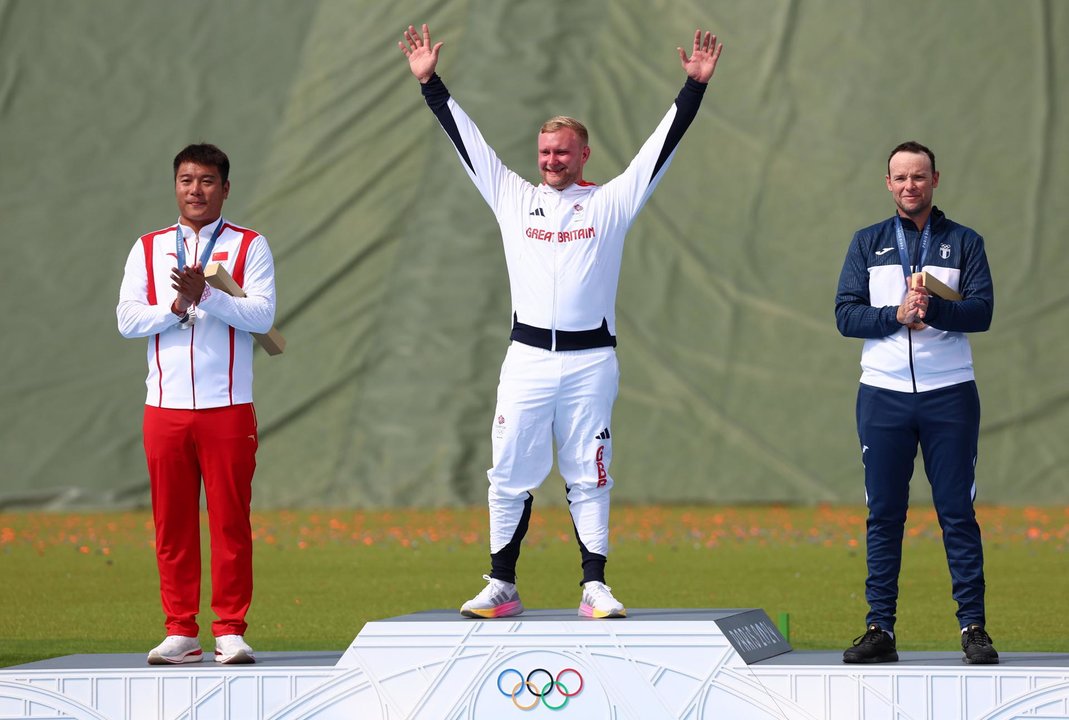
[147,635,202,665]
[579,581,627,618]
[460,574,524,618]
[215,634,256,664]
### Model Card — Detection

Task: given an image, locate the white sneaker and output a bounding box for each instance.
[460,574,524,618]
[579,581,627,618]
[215,634,256,664]
[147,635,203,665]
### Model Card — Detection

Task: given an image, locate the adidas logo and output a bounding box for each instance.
[595,428,611,440]
[529,207,546,217]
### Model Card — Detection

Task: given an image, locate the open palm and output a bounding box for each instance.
[678,29,723,83]
[399,23,443,83]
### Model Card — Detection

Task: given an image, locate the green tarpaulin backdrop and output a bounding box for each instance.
[2,0,1067,509]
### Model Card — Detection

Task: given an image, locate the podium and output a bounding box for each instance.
[335,608,789,718]
[2,609,1068,719]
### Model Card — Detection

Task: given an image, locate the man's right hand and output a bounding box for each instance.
[897,283,930,327]
[171,265,206,310]
[399,23,443,84]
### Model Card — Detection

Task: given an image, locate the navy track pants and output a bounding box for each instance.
[856,380,986,633]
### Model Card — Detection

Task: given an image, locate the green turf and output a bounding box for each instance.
[1,505,1066,667]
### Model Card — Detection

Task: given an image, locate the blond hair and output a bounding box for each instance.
[540,116,589,145]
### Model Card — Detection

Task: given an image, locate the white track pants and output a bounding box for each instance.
[487,342,619,556]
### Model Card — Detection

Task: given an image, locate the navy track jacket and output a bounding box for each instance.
[835,207,993,393]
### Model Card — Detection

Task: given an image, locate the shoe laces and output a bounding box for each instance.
[584,581,616,601]
[216,634,249,649]
[851,624,889,647]
[474,574,512,600]
[159,635,197,650]
[963,624,993,647]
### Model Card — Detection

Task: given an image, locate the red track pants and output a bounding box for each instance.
[143,403,257,637]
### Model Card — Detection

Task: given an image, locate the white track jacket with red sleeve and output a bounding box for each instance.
[117,217,276,409]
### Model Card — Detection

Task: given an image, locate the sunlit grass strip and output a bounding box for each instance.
[2,505,1067,667]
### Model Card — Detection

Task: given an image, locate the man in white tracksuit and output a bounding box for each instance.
[117,143,275,664]
[399,23,723,618]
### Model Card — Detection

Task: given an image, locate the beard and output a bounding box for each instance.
[541,167,578,190]
[896,196,931,220]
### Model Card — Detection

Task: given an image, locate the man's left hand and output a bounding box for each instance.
[678,29,723,83]
[171,264,207,307]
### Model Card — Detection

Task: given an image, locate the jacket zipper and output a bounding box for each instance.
[906,232,917,394]
[550,197,559,351]
[907,327,917,393]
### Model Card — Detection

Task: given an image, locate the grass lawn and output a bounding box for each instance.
[2,504,1066,667]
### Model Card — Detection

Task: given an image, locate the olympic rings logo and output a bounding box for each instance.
[497,667,583,710]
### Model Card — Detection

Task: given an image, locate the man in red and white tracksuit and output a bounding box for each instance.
[399,24,724,619]
[117,143,276,665]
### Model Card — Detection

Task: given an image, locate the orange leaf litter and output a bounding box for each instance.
[0,505,1066,555]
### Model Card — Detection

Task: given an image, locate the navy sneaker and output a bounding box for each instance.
[961,624,999,664]
[843,624,898,663]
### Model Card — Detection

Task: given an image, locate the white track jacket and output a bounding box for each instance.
[422,74,707,350]
[117,217,276,409]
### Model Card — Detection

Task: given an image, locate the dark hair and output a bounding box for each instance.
[887,141,935,175]
[173,143,230,183]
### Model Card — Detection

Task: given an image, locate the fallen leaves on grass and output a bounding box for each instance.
[1,505,1066,556]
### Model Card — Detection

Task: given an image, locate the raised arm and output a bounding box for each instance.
[678,29,723,84]
[598,29,725,219]
[398,23,443,84]
[398,22,528,214]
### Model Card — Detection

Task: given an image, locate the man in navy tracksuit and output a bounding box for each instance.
[835,141,998,664]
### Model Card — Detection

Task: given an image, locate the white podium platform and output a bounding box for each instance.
[1,609,1068,719]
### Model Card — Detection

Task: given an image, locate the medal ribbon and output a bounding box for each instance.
[175,219,225,271]
[893,214,932,285]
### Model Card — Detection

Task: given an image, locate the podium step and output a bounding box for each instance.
[1,609,1067,719]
